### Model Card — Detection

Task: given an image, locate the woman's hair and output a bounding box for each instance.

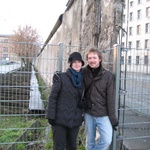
[86,47,102,61]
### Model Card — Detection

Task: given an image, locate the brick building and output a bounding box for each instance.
[0,34,18,62]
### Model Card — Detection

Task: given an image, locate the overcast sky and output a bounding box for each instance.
[0,0,68,42]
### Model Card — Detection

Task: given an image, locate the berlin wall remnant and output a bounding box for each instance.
[36,0,124,84]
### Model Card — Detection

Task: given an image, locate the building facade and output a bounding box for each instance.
[0,34,18,63]
[121,0,150,73]
[122,0,150,49]
[0,34,11,60]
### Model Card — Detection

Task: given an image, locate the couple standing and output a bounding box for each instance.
[46,47,118,150]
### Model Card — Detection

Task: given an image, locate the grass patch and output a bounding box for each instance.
[45,128,53,150]
[0,117,34,142]
[0,117,34,149]
[0,117,48,150]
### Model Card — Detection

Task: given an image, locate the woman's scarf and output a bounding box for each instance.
[69,68,82,88]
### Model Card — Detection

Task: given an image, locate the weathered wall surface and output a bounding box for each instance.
[49,0,124,48]
[35,0,124,85]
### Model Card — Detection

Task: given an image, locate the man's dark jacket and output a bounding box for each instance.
[83,65,118,126]
[46,69,83,128]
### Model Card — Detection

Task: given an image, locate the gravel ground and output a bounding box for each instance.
[118,72,150,150]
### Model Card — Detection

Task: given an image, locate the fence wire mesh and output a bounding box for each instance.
[0,42,87,150]
[0,42,49,150]
[0,42,150,150]
[118,47,150,150]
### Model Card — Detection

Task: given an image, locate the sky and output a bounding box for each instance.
[0,0,68,42]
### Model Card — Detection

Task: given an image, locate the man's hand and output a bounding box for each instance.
[113,122,119,131]
[53,71,61,82]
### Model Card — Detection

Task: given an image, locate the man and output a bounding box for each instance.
[83,47,118,150]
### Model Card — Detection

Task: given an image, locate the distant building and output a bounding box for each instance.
[0,34,18,62]
[122,0,150,49]
[120,0,150,74]
[0,34,12,60]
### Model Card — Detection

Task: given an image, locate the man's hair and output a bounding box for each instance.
[86,47,102,61]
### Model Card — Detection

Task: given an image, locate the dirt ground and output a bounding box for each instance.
[0,70,31,114]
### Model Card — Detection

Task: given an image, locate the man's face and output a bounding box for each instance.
[87,52,101,68]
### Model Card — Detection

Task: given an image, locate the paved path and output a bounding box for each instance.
[29,66,45,111]
[118,109,150,150]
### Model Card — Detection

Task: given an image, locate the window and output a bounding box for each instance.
[136,56,140,65]
[128,56,131,64]
[136,40,140,49]
[121,56,124,64]
[146,7,150,17]
[129,12,133,21]
[137,10,142,19]
[3,47,8,53]
[123,15,125,23]
[2,54,8,59]
[122,42,125,48]
[129,41,132,48]
[138,0,142,4]
[129,27,133,35]
[130,1,134,7]
[4,39,8,42]
[144,55,148,65]
[137,25,141,35]
[145,23,150,33]
[145,39,149,49]
[124,4,126,9]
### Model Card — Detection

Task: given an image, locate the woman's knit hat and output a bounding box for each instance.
[68,52,84,66]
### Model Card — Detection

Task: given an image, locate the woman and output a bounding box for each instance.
[46,52,85,150]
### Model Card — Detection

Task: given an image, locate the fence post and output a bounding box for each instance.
[111,44,121,150]
[58,42,64,72]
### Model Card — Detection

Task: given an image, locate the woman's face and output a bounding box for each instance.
[71,60,82,72]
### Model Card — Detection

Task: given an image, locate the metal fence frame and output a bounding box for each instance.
[113,45,150,150]
[0,42,150,150]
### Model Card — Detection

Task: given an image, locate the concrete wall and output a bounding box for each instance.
[48,0,124,48]
[35,0,124,85]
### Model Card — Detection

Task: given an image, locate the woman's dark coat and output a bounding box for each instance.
[46,69,83,128]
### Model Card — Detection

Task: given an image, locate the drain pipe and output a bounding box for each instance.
[37,0,74,57]
[37,14,63,57]
[65,0,74,11]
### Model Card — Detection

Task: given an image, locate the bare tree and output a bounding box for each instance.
[11,25,40,71]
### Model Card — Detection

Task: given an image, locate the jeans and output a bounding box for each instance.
[84,113,113,150]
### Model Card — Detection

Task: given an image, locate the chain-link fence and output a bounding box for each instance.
[117,47,150,150]
[0,42,150,150]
